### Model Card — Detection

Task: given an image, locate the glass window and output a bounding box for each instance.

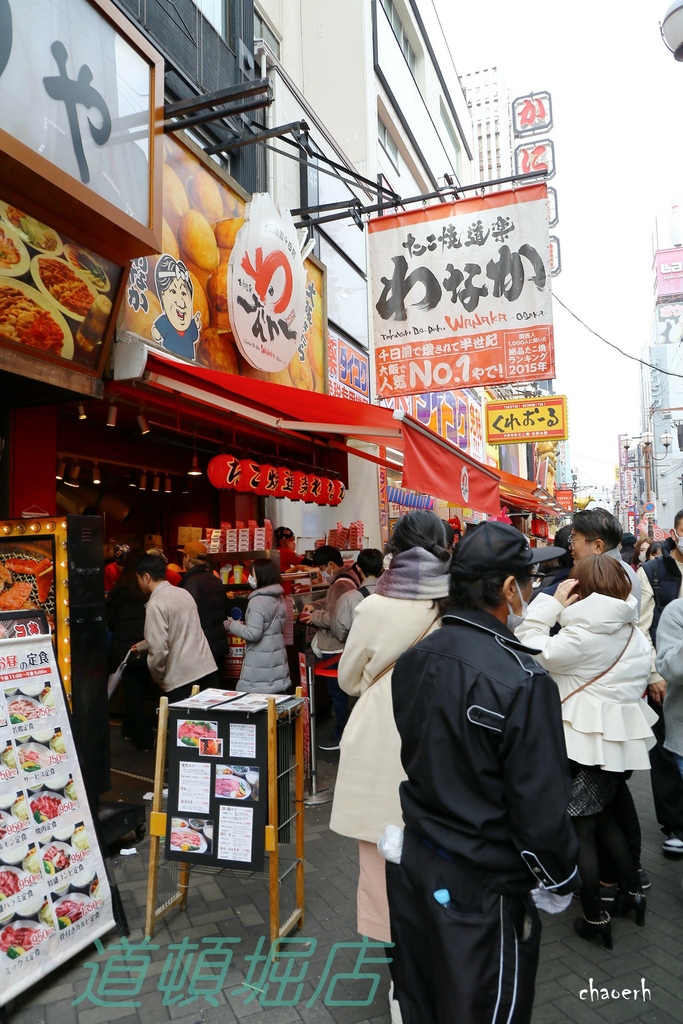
[196,0,226,37]
[378,116,399,172]
[319,237,369,349]
[379,0,416,74]
[254,10,281,57]
[440,100,461,178]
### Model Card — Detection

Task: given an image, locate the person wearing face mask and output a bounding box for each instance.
[178,541,229,672]
[515,556,656,949]
[223,559,290,694]
[632,536,651,567]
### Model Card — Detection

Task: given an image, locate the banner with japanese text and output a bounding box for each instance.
[486,395,567,445]
[369,184,554,398]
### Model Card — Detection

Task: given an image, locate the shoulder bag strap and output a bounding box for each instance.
[366,612,441,689]
[560,625,635,704]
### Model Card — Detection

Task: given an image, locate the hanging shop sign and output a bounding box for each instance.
[228,193,307,373]
[512,92,553,137]
[369,184,554,399]
[656,301,683,345]
[327,329,370,402]
[207,455,345,506]
[514,139,556,180]
[0,612,115,1005]
[654,248,683,301]
[0,0,163,261]
[486,395,567,445]
[555,488,574,513]
[119,136,326,392]
[530,516,549,538]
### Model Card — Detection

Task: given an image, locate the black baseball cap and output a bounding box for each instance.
[452,522,566,579]
[274,527,295,543]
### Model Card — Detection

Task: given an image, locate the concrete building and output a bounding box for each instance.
[460,65,513,185]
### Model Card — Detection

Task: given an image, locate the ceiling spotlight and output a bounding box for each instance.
[56,459,65,481]
[107,404,117,427]
[77,403,87,420]
[152,474,160,493]
[165,477,172,494]
[129,474,137,488]
[64,463,80,488]
[139,472,147,490]
[137,413,150,435]
[92,463,101,485]
[187,454,202,477]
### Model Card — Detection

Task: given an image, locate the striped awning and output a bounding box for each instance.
[387,486,434,509]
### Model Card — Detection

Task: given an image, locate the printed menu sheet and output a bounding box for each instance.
[0,612,115,1006]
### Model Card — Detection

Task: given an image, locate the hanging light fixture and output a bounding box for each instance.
[164,476,172,494]
[107,404,117,427]
[129,473,137,488]
[77,403,87,420]
[188,434,202,476]
[92,463,102,485]
[139,472,147,490]
[56,459,65,481]
[64,463,80,488]
[152,474,160,493]
[137,412,150,435]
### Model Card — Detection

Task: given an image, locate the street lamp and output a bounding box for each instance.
[662,1,683,60]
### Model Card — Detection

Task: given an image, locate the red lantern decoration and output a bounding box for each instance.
[292,472,309,502]
[274,466,295,499]
[207,454,242,489]
[330,479,346,506]
[309,475,324,505]
[325,477,335,505]
[236,459,261,492]
[259,464,279,497]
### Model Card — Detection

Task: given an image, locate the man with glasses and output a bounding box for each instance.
[569,508,641,610]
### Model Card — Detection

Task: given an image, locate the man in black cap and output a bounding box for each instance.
[386,522,579,1024]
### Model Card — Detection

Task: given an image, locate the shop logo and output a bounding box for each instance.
[229,193,305,372]
[460,466,469,503]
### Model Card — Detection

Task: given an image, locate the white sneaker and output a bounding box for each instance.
[389,981,403,1024]
[662,832,683,854]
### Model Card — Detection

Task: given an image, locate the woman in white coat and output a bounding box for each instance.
[515,555,656,950]
[329,510,451,948]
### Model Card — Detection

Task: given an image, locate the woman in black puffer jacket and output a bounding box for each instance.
[106,550,155,750]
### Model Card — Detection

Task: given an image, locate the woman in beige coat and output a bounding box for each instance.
[329,511,451,945]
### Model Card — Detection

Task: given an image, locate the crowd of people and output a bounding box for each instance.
[103,505,683,1023]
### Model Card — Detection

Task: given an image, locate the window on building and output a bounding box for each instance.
[440,100,461,179]
[378,116,399,171]
[195,0,227,38]
[379,0,416,74]
[254,10,280,57]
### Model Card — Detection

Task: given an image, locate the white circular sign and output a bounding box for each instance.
[228,193,306,372]
[460,466,470,504]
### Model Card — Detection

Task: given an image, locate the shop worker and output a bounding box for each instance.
[104,542,130,594]
[386,522,579,1024]
[178,541,229,672]
[300,545,361,747]
[134,553,219,701]
[274,526,304,572]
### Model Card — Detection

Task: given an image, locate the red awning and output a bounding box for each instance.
[137,349,502,514]
[498,470,563,518]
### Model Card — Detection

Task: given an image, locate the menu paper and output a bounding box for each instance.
[0,615,115,1006]
[217,805,253,863]
[178,762,211,815]
[229,723,256,759]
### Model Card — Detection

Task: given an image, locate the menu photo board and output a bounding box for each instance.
[0,611,115,1005]
[165,689,290,872]
[0,196,123,376]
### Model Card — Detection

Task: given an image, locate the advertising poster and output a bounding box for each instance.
[0,613,114,1006]
[0,537,56,647]
[165,691,290,871]
[369,184,554,398]
[485,395,568,444]
[120,136,326,392]
[327,328,370,402]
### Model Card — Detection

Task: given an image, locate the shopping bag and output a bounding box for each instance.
[107,649,132,699]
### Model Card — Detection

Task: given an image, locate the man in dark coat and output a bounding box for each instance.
[386,522,579,1024]
[179,541,228,671]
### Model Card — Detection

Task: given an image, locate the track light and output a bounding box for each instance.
[137,413,150,435]
[77,403,86,420]
[139,472,147,490]
[152,474,160,493]
[165,477,172,494]
[187,454,202,476]
[129,474,137,488]
[64,463,80,488]
[56,459,65,481]
[107,404,117,427]
[92,463,101,485]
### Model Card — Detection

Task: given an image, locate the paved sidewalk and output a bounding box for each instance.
[5,735,683,1023]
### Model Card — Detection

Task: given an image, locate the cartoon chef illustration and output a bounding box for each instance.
[151,255,201,359]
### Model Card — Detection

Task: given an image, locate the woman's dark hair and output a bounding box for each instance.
[253,558,281,588]
[387,511,450,561]
[450,567,533,611]
[633,536,651,563]
[569,555,630,602]
[356,548,384,578]
[648,541,664,559]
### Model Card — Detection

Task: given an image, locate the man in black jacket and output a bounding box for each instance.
[179,541,228,672]
[387,522,579,1024]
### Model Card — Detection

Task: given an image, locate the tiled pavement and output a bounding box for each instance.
[5,728,683,1024]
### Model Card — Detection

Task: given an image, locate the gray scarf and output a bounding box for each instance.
[375,547,450,601]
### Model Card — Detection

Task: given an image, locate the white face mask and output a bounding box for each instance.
[247,574,257,589]
[638,549,648,562]
[507,580,529,631]
[321,568,333,583]
[676,536,683,555]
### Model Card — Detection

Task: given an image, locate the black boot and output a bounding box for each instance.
[611,871,646,926]
[574,899,613,949]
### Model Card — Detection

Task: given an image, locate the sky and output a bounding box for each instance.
[433,0,683,492]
